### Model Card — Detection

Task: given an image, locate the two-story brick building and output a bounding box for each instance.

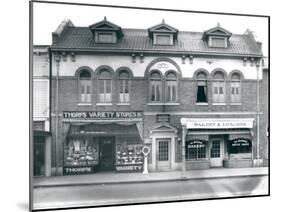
[47,18,267,175]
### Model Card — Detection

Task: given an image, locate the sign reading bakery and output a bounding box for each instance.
[63,111,143,119]
[181,118,254,129]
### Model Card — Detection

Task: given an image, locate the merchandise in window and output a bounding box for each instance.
[64,138,99,166]
[116,143,143,165]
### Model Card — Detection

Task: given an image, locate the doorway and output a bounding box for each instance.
[99,137,115,171]
[156,139,171,170]
[33,136,45,176]
[210,136,225,167]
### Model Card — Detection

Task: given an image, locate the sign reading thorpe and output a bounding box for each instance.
[63,111,143,119]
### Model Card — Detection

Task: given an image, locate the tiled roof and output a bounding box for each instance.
[51,27,263,57]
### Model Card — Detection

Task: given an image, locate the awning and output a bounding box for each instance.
[67,123,143,143]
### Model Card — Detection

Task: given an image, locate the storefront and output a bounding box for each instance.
[181,118,255,170]
[62,111,144,175]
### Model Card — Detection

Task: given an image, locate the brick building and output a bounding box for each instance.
[46,18,267,176]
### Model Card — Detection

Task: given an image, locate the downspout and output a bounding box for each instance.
[182,126,186,172]
[256,59,261,167]
[55,53,60,175]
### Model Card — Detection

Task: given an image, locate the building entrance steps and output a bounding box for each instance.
[33,167,268,188]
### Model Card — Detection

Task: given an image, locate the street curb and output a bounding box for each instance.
[33,173,268,188]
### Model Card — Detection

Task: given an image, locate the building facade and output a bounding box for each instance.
[33,45,51,176]
[46,18,267,176]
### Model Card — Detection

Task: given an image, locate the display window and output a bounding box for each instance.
[64,138,99,166]
[185,140,207,160]
[115,137,144,172]
[227,138,252,159]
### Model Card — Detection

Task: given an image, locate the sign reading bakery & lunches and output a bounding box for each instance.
[181,118,254,129]
[63,111,143,120]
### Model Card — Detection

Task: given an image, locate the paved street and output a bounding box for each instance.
[33,175,268,210]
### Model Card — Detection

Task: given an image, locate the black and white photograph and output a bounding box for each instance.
[30,0,269,211]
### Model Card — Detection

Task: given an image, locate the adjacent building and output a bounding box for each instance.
[39,18,268,176]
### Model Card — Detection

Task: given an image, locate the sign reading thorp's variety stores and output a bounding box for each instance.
[63,111,143,119]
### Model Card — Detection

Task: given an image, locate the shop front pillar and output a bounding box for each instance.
[181,126,186,172]
[45,136,51,176]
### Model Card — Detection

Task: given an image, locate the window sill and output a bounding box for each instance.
[164,102,180,106]
[212,103,227,105]
[196,103,208,106]
[147,103,165,106]
[117,103,131,106]
[77,103,92,106]
[96,103,113,106]
[230,103,242,105]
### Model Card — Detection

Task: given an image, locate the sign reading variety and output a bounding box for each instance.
[181,118,254,129]
[63,111,143,119]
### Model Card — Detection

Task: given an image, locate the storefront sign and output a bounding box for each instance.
[116,164,143,172]
[156,114,170,123]
[181,118,254,129]
[230,139,251,147]
[63,111,143,119]
[187,140,206,148]
[63,166,95,175]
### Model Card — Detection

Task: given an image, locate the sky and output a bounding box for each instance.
[33,1,268,56]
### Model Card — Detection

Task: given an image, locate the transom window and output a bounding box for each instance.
[150,71,162,102]
[196,72,208,103]
[165,72,177,102]
[119,71,130,103]
[98,70,112,102]
[79,70,91,103]
[212,71,226,103]
[231,73,241,103]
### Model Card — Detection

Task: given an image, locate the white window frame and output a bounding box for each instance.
[165,72,178,103]
[95,32,116,43]
[153,33,173,45]
[150,72,162,102]
[98,71,112,103]
[208,36,227,48]
[212,80,226,103]
[119,72,130,103]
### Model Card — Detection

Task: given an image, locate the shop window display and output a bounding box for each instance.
[116,138,144,172]
[227,138,252,159]
[64,138,99,167]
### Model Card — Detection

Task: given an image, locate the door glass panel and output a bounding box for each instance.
[211,140,220,158]
[158,140,169,161]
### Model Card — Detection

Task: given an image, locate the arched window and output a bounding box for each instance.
[231,73,241,103]
[212,71,225,103]
[196,72,208,103]
[165,72,177,102]
[119,71,130,103]
[150,71,162,102]
[79,69,91,103]
[98,69,112,102]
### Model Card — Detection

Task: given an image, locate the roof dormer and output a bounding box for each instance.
[89,17,123,44]
[202,23,232,48]
[148,19,178,46]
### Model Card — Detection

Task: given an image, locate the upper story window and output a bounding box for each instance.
[97,32,115,43]
[150,71,162,102]
[165,72,177,102]
[209,36,227,48]
[98,70,112,103]
[196,72,208,103]
[119,71,130,103]
[212,71,226,103]
[230,73,241,103]
[79,70,92,103]
[148,19,178,46]
[154,34,173,45]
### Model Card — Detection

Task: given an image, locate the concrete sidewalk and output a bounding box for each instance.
[33,167,268,188]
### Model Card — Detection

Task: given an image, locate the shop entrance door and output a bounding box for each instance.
[156,139,171,170]
[33,136,45,176]
[99,137,115,171]
[210,137,224,167]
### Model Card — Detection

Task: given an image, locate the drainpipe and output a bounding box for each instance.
[256,59,261,167]
[55,53,60,175]
[182,126,186,172]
